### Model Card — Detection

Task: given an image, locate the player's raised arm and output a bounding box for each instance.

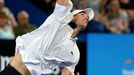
[57,0,68,6]
[52,0,73,24]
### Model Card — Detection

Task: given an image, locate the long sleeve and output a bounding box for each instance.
[53,0,73,24]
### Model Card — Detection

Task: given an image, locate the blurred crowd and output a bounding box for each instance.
[0,0,37,40]
[1,0,134,40]
[89,0,134,33]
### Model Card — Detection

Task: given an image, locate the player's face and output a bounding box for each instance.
[18,15,29,25]
[73,12,89,30]
[0,17,7,27]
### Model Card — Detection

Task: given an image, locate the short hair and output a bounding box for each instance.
[17,10,29,19]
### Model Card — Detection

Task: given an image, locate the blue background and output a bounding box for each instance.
[87,34,134,75]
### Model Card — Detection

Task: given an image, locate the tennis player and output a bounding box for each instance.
[0,0,94,75]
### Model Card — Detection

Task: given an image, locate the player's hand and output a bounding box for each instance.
[76,72,80,75]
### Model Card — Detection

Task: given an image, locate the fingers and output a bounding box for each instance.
[61,68,71,75]
[76,72,80,75]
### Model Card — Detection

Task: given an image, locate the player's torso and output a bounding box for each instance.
[48,25,80,64]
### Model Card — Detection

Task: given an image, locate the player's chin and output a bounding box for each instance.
[79,25,87,31]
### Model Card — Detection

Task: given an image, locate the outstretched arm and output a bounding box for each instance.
[57,0,68,6]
